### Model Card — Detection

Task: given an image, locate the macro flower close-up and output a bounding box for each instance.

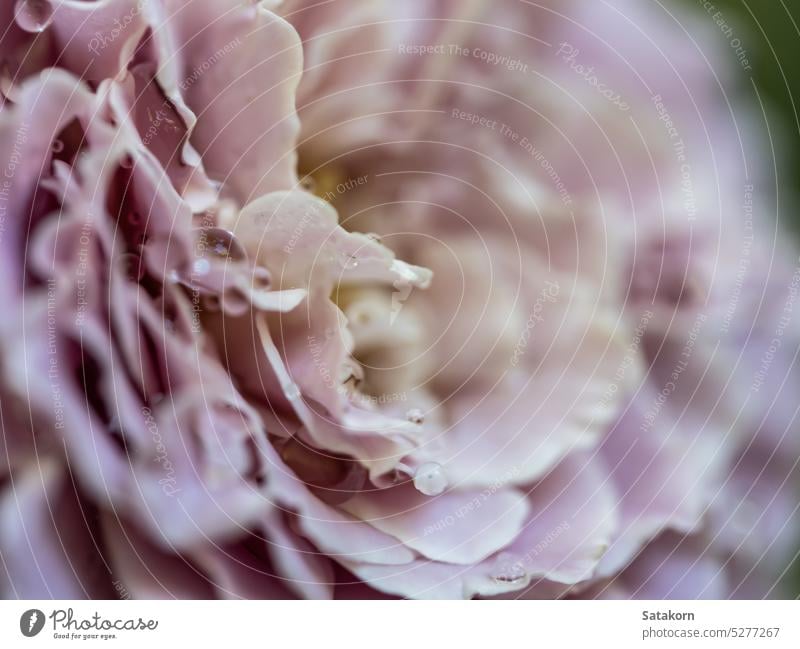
[0,0,798,606]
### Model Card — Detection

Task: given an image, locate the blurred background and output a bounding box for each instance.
[679,0,800,596]
[679,0,800,236]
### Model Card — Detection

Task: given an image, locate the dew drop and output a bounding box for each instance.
[406,408,424,425]
[14,0,54,33]
[491,552,528,585]
[192,258,211,276]
[413,462,447,496]
[51,138,64,154]
[340,253,359,270]
[198,227,246,262]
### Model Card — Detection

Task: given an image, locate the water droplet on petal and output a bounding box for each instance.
[14,0,54,33]
[198,227,246,262]
[491,552,528,585]
[192,258,211,276]
[413,462,447,496]
[340,253,359,270]
[51,138,64,154]
[406,408,424,425]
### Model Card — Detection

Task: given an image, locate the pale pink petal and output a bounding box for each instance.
[341,485,531,565]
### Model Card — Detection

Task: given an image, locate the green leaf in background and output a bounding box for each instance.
[679,0,800,598]
[682,0,800,235]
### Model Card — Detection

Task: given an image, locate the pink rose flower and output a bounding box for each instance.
[0,0,797,600]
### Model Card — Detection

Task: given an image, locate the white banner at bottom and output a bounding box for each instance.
[0,600,798,648]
